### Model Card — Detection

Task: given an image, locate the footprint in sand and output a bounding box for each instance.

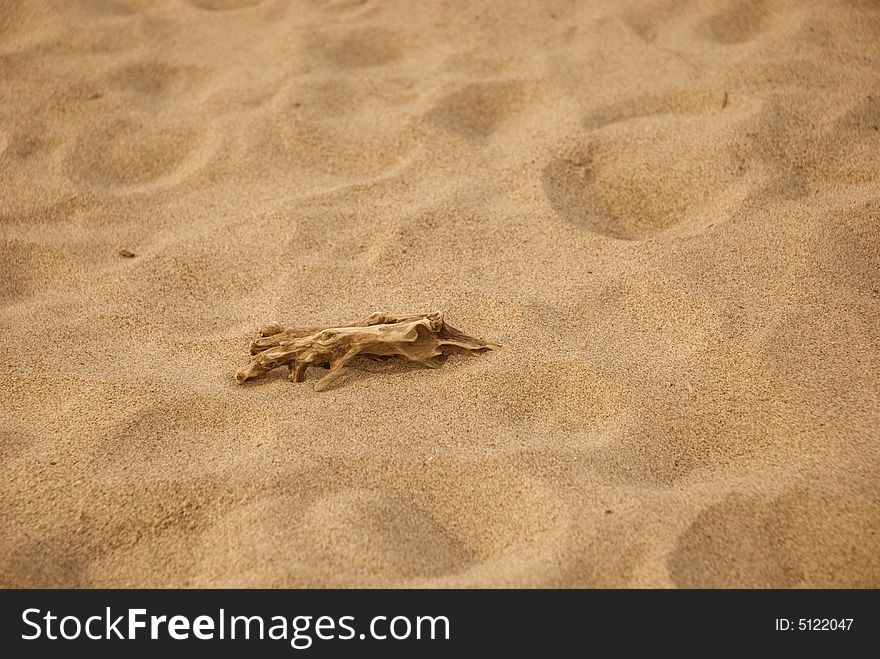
[0,536,89,588]
[427,80,524,141]
[702,0,771,45]
[249,77,414,181]
[668,489,880,587]
[191,458,564,586]
[299,490,476,579]
[667,493,802,587]
[542,90,748,240]
[107,61,207,98]
[623,0,693,43]
[65,59,216,192]
[66,116,214,193]
[311,27,403,69]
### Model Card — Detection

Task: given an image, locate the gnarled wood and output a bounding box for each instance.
[235,312,498,391]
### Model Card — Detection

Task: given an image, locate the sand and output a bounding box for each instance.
[1,0,879,588]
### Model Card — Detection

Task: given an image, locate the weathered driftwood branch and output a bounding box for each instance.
[235,312,499,391]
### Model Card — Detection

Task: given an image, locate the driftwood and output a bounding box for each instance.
[235,312,499,391]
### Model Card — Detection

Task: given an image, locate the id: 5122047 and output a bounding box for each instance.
[775,619,854,631]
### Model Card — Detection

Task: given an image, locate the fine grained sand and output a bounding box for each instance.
[1,0,879,588]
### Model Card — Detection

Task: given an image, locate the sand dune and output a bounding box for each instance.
[1,0,878,587]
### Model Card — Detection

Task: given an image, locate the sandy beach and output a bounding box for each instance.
[1,0,878,587]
